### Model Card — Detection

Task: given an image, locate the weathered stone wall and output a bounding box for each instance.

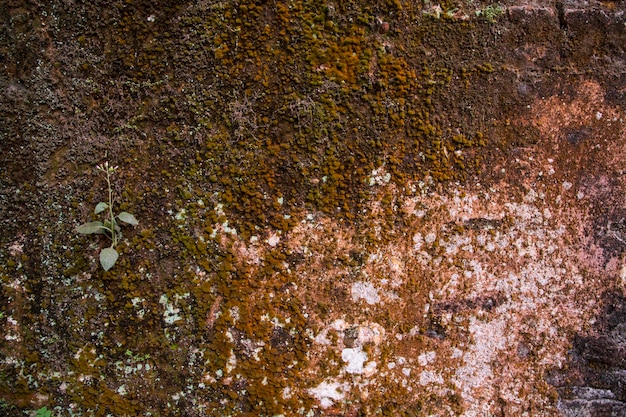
[0,0,625,415]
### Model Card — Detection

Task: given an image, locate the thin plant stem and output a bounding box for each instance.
[105,166,118,247]
[98,162,118,247]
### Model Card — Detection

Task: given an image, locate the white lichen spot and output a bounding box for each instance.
[452,348,463,359]
[221,221,237,235]
[419,370,444,385]
[229,306,240,321]
[351,281,380,305]
[369,166,392,186]
[314,329,331,345]
[356,323,385,345]
[363,361,378,377]
[175,208,186,221]
[418,351,436,366]
[131,297,144,307]
[267,232,281,247]
[159,294,182,325]
[342,347,368,374]
[412,233,424,250]
[308,380,347,408]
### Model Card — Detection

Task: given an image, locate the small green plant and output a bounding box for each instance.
[76,161,138,271]
[35,406,52,417]
[475,4,504,23]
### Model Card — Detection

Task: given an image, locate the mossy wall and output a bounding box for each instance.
[1,0,626,416]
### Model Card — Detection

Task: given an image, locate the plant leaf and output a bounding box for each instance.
[100,247,119,271]
[117,212,139,226]
[94,202,108,214]
[35,407,51,417]
[35,407,52,417]
[76,221,106,234]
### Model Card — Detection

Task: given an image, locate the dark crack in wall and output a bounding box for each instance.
[551,292,626,416]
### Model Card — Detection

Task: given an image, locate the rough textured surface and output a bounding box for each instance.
[1,0,626,416]
[550,292,626,417]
